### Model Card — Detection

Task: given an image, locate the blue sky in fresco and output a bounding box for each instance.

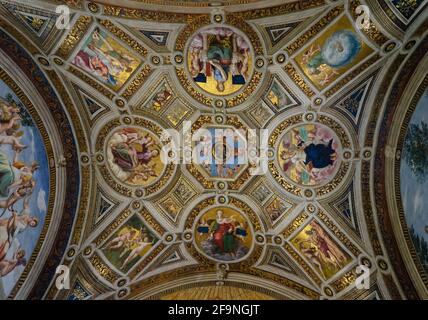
[0,80,49,297]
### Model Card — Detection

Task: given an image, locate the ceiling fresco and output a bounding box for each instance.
[0,0,427,300]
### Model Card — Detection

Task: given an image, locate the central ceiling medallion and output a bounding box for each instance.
[193,126,248,181]
[187,26,252,96]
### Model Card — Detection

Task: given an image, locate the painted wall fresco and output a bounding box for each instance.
[401,88,428,274]
[295,16,373,90]
[195,207,252,261]
[106,127,164,186]
[72,27,141,91]
[102,215,158,272]
[188,27,252,96]
[291,220,351,280]
[278,124,340,186]
[0,80,49,298]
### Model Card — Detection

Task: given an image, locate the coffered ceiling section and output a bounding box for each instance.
[0,0,427,300]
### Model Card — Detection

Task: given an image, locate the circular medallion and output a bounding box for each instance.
[277,123,341,187]
[195,207,253,262]
[187,26,253,96]
[106,127,165,187]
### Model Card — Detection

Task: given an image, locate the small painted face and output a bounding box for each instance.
[151,150,159,157]
[16,249,25,259]
[216,82,225,92]
[29,217,38,228]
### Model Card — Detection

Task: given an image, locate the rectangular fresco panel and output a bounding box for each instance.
[0,80,49,298]
[102,215,158,273]
[291,220,352,280]
[71,27,141,91]
[295,16,373,91]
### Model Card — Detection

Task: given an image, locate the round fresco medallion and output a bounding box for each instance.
[277,124,341,186]
[195,207,252,262]
[106,127,165,186]
[187,26,252,96]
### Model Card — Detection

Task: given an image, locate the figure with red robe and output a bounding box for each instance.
[209,210,236,253]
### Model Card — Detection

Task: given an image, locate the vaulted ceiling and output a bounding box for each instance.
[0,0,427,300]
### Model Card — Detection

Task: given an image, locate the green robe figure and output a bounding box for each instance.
[0,152,14,198]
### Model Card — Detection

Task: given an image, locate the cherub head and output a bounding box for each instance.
[29,216,38,228]
[216,82,225,93]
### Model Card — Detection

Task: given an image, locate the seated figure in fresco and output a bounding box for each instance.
[109,128,160,182]
[190,28,250,92]
[209,210,237,255]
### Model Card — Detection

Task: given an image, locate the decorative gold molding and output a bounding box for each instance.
[121,64,152,100]
[324,54,382,98]
[175,68,213,106]
[350,0,390,47]
[56,15,92,59]
[284,243,322,286]
[68,66,115,99]
[281,211,310,238]
[103,5,195,23]
[89,252,120,283]
[226,71,263,107]
[139,207,166,236]
[284,63,315,98]
[286,6,344,56]
[98,19,148,57]
[235,0,326,20]
[330,269,357,293]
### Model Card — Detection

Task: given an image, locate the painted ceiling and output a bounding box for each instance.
[0,0,427,300]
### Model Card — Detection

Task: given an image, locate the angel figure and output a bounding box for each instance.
[120,235,154,269]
